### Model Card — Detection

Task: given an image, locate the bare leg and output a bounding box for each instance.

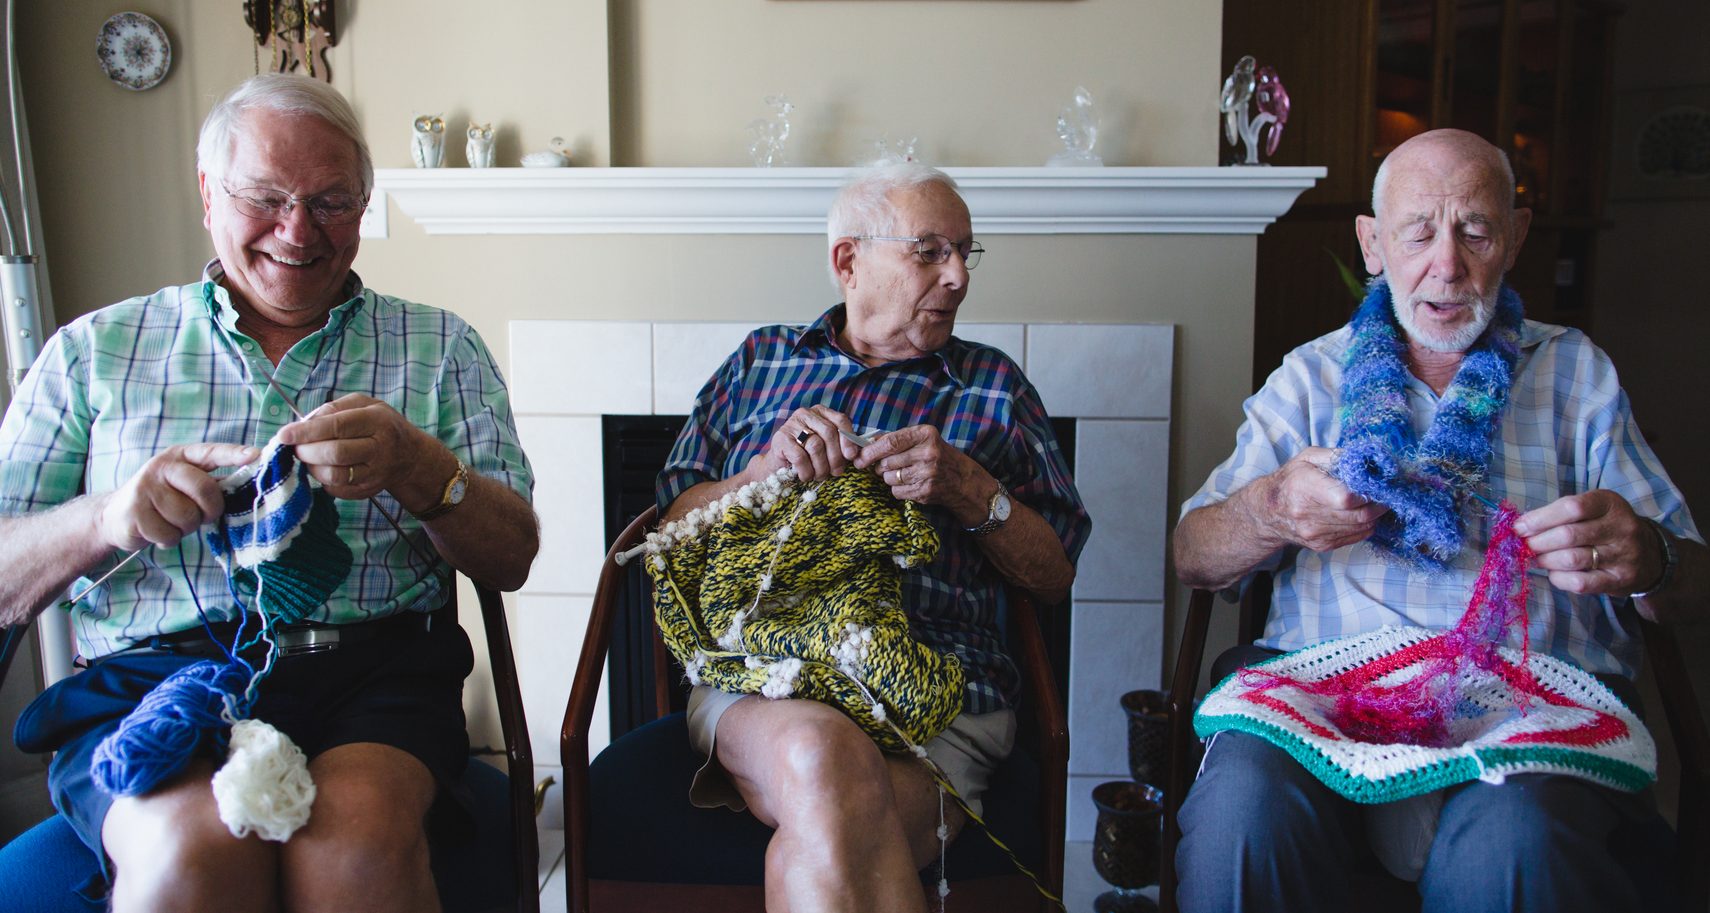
[103,759,281,913]
[279,742,441,913]
[716,696,959,913]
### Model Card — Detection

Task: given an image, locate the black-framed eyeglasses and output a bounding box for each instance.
[221,181,368,226]
[853,233,984,270]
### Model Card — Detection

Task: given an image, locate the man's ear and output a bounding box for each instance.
[1355,214,1383,276]
[198,171,214,230]
[1503,207,1533,272]
[831,238,858,290]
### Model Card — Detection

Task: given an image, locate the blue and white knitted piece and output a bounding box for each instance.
[1334,279,1523,573]
[206,439,314,570]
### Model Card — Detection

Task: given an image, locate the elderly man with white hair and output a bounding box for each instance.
[1172,128,1705,912]
[0,74,537,911]
[656,162,1091,911]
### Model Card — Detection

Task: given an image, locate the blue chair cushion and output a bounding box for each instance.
[587,711,1042,885]
[0,758,520,913]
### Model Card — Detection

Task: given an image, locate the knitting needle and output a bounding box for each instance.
[839,428,880,448]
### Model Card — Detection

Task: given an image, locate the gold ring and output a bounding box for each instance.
[796,429,812,445]
[1590,545,1599,571]
[347,465,357,485]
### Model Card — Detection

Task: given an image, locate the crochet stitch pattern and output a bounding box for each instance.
[1334,278,1524,573]
[1195,504,1655,803]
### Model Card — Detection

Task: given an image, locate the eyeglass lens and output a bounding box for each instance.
[916,234,983,270]
[227,186,366,225]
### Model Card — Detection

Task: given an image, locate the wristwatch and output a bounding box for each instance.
[964,485,1012,537]
[415,459,468,521]
[1630,517,1678,599]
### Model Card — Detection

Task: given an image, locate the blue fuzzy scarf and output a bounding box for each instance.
[1333,279,1523,572]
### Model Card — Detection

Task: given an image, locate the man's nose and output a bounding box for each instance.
[940,252,969,288]
[274,201,320,245]
[1425,232,1465,285]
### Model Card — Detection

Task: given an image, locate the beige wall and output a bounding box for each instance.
[15,1,1242,745]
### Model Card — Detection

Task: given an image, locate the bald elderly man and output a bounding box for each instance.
[1173,129,1705,912]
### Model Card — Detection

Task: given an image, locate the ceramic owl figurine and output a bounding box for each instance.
[411,114,446,169]
[466,122,496,168]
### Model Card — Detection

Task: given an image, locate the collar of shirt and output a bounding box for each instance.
[199,258,369,338]
[794,303,971,389]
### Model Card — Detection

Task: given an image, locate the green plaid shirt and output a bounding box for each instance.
[0,263,533,658]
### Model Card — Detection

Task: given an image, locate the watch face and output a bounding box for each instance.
[448,476,468,505]
[992,491,1011,522]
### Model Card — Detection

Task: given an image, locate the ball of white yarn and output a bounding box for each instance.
[211,719,316,842]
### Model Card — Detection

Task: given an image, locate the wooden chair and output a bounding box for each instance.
[560,505,1068,913]
[1159,577,1710,913]
[0,578,539,913]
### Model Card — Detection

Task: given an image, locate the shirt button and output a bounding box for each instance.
[241,341,254,351]
[268,405,282,417]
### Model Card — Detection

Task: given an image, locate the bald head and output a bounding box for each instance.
[1372,129,1515,223]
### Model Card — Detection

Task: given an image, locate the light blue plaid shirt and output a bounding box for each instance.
[1182,319,1700,680]
[0,263,534,658]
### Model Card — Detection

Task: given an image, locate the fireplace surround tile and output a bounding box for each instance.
[1026,324,1173,419]
[510,320,652,416]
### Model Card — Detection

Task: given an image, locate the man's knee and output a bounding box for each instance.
[1421,776,1641,911]
[283,745,437,897]
[104,767,279,909]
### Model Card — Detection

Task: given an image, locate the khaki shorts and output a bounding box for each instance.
[685,684,1017,817]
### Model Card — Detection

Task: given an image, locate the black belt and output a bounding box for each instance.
[95,607,451,664]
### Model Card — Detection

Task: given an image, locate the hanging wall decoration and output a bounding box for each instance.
[243,0,338,82]
[96,12,173,91]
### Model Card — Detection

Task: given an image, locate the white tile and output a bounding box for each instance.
[515,415,606,595]
[1026,324,1173,419]
[1067,773,1118,843]
[517,594,610,764]
[1068,601,1164,777]
[1073,420,1170,602]
[538,826,567,906]
[509,321,652,416]
[654,322,759,414]
[954,323,1025,364]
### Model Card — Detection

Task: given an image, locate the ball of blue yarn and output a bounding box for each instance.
[91,660,247,798]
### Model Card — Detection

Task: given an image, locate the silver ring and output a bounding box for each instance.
[1590,545,1600,571]
[795,429,812,445]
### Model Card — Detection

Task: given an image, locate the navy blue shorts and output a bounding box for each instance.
[12,612,475,877]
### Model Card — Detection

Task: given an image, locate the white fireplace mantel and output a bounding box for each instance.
[374,165,1325,236]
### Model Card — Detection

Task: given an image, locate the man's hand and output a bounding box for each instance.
[276,394,445,510]
[750,405,862,484]
[98,442,261,551]
[854,425,991,524]
[1256,447,1390,553]
[1515,491,1661,597]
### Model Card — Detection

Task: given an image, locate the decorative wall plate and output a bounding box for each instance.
[96,12,172,91]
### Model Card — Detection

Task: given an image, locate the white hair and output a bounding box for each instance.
[197,74,373,196]
[825,162,960,289]
[1370,138,1515,221]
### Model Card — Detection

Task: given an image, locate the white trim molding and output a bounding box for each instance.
[375,166,1325,236]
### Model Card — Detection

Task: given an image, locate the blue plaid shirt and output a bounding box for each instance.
[0,263,534,658]
[1183,318,1701,680]
[659,305,1091,713]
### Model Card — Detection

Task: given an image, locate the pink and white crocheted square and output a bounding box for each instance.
[1194,625,1656,804]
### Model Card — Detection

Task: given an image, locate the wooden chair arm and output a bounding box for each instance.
[473,580,539,913]
[1008,589,1067,900]
[1640,618,1710,910]
[561,505,657,913]
[1158,589,1215,913]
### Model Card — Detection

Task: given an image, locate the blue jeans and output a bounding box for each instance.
[1175,729,1677,913]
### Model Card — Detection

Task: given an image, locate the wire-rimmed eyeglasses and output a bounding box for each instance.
[221,181,369,226]
[853,233,984,270]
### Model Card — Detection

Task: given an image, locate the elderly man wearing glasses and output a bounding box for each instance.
[656,161,1091,910]
[0,74,536,911]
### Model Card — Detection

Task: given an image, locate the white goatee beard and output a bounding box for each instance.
[1390,286,1499,353]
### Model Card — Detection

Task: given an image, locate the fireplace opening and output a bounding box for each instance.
[601,414,1075,742]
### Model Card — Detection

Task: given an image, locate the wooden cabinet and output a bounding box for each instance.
[1223,0,1621,387]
